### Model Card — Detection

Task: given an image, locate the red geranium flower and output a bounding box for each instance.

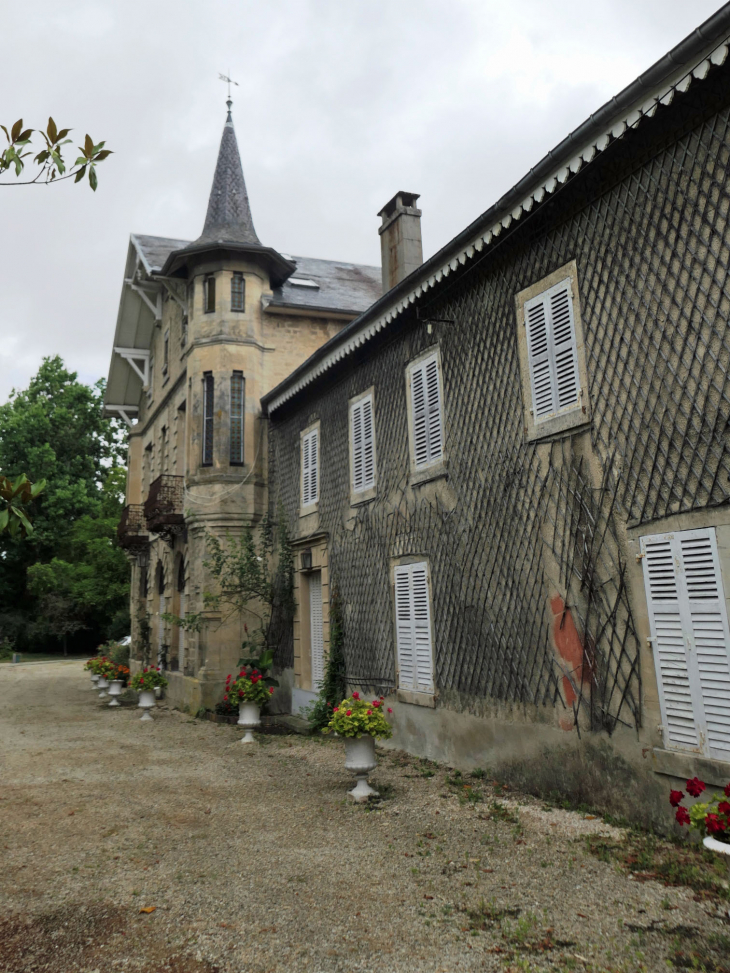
[223,694,228,701]
[372,700,380,707]
[675,807,691,826]
[352,692,359,700]
[238,690,243,697]
[367,710,372,715]
[387,707,393,713]
[717,801,730,816]
[686,777,706,797]
[333,707,339,712]
[725,783,730,798]
[707,814,727,834]
[346,710,352,716]
[380,696,384,700]
[669,790,684,807]
[269,687,274,694]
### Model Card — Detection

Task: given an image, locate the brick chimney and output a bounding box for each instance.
[378,191,423,292]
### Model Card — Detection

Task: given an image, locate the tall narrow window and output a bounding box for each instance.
[309,571,324,690]
[301,427,319,507]
[640,527,730,761]
[163,330,169,373]
[177,558,186,671]
[409,353,443,469]
[202,372,214,466]
[394,562,434,693]
[230,371,245,465]
[204,275,216,313]
[231,273,245,312]
[524,278,580,422]
[350,393,375,494]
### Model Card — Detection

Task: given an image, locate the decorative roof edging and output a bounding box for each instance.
[265,30,730,415]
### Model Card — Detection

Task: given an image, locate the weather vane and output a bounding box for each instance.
[218,73,239,99]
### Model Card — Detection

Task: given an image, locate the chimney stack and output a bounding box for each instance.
[378,191,423,293]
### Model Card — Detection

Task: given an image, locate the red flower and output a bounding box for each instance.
[352,692,359,700]
[675,807,691,826]
[244,624,248,633]
[725,783,730,798]
[269,687,274,694]
[333,707,339,712]
[686,777,706,798]
[223,694,228,701]
[717,801,730,816]
[669,790,684,807]
[156,667,160,671]
[238,690,243,697]
[372,700,380,707]
[387,707,393,713]
[707,813,727,834]
[380,696,384,700]
[346,710,352,716]
[367,710,372,715]
[143,667,148,672]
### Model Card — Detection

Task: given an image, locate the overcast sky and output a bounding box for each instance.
[0,0,723,404]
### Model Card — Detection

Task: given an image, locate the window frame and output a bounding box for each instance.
[349,387,377,505]
[202,372,214,467]
[229,371,245,466]
[204,274,216,314]
[515,260,590,442]
[391,558,436,703]
[405,346,446,483]
[300,422,320,514]
[231,272,246,312]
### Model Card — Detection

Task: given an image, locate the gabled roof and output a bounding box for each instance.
[262,3,730,415]
[270,255,381,315]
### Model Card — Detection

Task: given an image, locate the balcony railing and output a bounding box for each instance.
[144,475,185,537]
[117,504,149,553]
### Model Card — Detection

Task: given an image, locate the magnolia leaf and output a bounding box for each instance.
[34,150,50,164]
[0,509,8,532]
[74,166,86,183]
[95,149,112,161]
[57,128,71,140]
[10,119,23,141]
[47,116,57,144]
[89,166,97,191]
[18,129,32,143]
[84,133,93,157]
[30,479,47,498]
[0,125,9,142]
[13,507,33,534]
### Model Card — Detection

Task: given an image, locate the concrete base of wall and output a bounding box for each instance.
[292,687,318,716]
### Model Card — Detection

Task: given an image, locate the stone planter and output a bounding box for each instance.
[237,702,261,743]
[344,735,379,802]
[107,680,123,707]
[97,677,109,699]
[703,835,730,915]
[91,674,99,688]
[138,689,156,721]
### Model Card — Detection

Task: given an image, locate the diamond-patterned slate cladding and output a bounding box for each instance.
[269,100,730,734]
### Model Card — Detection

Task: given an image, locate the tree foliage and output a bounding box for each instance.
[0,358,129,653]
[1,117,111,190]
[0,473,46,537]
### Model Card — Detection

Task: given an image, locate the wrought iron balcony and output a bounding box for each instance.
[144,475,185,538]
[117,504,149,554]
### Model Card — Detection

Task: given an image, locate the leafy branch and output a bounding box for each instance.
[0,117,112,190]
[0,473,46,537]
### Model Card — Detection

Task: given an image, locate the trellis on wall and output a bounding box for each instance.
[269,86,730,737]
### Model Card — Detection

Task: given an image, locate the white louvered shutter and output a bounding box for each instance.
[309,571,324,691]
[525,279,580,422]
[411,355,443,468]
[394,563,434,692]
[351,395,375,493]
[641,528,730,760]
[301,429,318,506]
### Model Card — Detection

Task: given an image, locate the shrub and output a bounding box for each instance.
[322,693,393,739]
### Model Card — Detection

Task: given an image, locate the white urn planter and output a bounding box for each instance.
[97,677,109,699]
[107,679,123,707]
[237,702,261,743]
[138,689,156,721]
[344,735,379,802]
[91,674,99,688]
[703,835,730,915]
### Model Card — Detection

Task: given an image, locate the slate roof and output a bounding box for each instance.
[131,234,381,314]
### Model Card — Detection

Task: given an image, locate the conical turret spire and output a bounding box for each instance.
[194,100,261,247]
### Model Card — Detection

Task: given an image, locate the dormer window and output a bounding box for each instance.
[204,275,216,313]
[231,273,245,312]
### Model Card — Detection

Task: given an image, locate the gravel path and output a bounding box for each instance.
[1,662,727,973]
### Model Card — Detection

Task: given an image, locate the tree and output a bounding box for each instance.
[0,358,128,653]
[1,117,111,190]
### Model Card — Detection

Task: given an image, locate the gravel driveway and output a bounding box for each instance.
[1,661,728,973]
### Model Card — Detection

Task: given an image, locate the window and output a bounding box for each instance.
[301,427,319,507]
[163,330,169,374]
[147,355,154,402]
[181,314,188,347]
[204,275,216,313]
[202,372,214,466]
[231,273,245,311]
[516,262,588,441]
[640,527,730,761]
[230,371,244,465]
[524,279,579,422]
[408,352,443,470]
[350,391,375,496]
[394,562,434,693]
[309,571,324,690]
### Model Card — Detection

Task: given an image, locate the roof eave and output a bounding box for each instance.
[160,241,296,286]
